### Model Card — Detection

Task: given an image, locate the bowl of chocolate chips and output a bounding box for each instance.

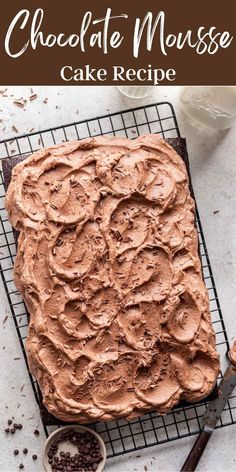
[43,425,107,472]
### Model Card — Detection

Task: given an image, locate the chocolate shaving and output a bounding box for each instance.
[29,94,38,101]
[2,315,8,325]
[13,99,25,108]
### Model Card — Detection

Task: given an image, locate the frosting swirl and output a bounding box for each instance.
[5,135,219,422]
[229,340,236,367]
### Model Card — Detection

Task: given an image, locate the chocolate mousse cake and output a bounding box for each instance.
[5,135,219,423]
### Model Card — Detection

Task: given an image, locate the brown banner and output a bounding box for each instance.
[0,0,235,85]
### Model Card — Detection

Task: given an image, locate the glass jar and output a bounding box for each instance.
[116,86,154,99]
[180,87,236,130]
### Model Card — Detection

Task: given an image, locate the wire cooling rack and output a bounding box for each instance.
[0,102,235,459]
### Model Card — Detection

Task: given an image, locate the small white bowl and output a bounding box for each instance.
[43,425,107,472]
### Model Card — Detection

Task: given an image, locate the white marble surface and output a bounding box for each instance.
[0,86,235,472]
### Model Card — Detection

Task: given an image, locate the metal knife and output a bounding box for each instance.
[181,364,236,471]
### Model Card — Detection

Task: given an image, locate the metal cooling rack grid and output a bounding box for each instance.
[0,102,235,459]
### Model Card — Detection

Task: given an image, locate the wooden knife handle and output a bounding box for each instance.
[180,430,212,471]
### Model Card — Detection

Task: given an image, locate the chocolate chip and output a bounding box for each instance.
[34,429,40,435]
[5,428,10,434]
[10,428,16,434]
[19,465,24,470]
[8,419,13,425]
[14,450,19,455]
[23,448,28,454]
[13,423,18,429]
[18,424,23,430]
[32,454,37,460]
[45,428,103,472]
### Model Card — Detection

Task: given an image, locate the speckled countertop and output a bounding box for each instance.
[0,86,235,472]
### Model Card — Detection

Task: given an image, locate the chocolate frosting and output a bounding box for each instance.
[229,340,236,367]
[5,135,219,422]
